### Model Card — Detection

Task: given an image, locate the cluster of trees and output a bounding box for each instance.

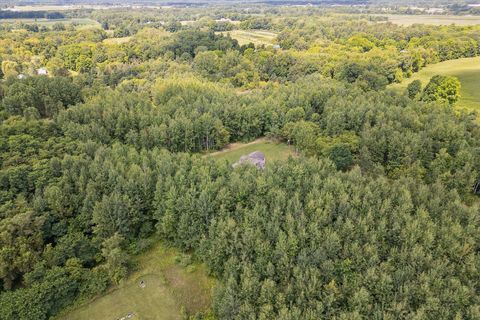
[1,122,478,319]
[0,11,64,20]
[56,76,281,152]
[407,75,461,105]
[0,72,479,319]
[158,157,480,319]
[0,76,82,118]
[0,5,479,320]
[267,75,477,190]
[2,9,480,92]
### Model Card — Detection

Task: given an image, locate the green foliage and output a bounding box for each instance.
[406,79,422,99]
[57,84,232,152]
[347,35,375,52]
[1,76,81,118]
[101,234,128,284]
[336,62,388,90]
[422,75,461,105]
[1,7,480,320]
[165,30,239,59]
[327,143,353,171]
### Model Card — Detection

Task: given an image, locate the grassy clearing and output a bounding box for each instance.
[103,36,132,45]
[219,30,277,46]
[56,243,214,320]
[0,18,100,29]
[390,56,480,112]
[378,14,480,26]
[208,138,296,163]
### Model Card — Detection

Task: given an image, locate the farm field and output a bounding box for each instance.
[218,30,277,46]
[208,138,296,163]
[378,14,480,26]
[56,243,214,320]
[390,56,480,111]
[0,18,100,28]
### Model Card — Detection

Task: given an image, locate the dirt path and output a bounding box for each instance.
[204,138,268,158]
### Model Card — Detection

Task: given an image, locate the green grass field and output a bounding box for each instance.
[56,243,214,320]
[218,30,277,46]
[390,56,480,112]
[378,14,480,26]
[0,18,100,29]
[103,36,132,45]
[208,138,295,163]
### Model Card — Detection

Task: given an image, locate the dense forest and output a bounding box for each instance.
[0,3,479,320]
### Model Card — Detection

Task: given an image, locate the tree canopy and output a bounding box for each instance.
[0,4,479,320]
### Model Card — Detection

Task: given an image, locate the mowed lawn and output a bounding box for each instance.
[390,56,480,112]
[378,14,480,26]
[56,243,214,320]
[218,30,277,46]
[208,138,296,163]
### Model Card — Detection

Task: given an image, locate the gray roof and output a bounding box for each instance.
[233,151,266,169]
[248,151,265,160]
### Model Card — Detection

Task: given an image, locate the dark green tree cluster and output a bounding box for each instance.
[56,79,264,152]
[0,76,82,118]
[0,11,64,20]
[155,158,480,319]
[164,30,240,60]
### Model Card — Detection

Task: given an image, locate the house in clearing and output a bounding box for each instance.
[233,151,266,169]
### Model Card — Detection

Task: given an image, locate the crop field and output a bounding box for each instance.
[379,14,480,26]
[0,18,100,28]
[56,243,214,320]
[390,56,480,112]
[208,138,296,163]
[219,30,277,46]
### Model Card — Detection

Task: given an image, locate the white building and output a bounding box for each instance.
[37,68,48,75]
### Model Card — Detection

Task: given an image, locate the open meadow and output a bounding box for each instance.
[56,243,214,320]
[390,56,480,112]
[218,30,277,46]
[103,36,132,45]
[208,138,296,163]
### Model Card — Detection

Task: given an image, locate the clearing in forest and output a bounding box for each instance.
[378,14,480,26]
[56,243,214,320]
[103,36,132,45]
[219,30,277,46]
[390,56,480,112]
[208,138,295,163]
